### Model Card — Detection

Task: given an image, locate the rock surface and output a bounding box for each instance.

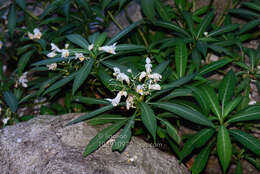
[0,113,190,174]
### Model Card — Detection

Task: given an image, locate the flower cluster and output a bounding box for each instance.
[106,57,162,110]
[99,43,117,55]
[18,72,29,88]
[28,28,42,40]
[47,43,70,58]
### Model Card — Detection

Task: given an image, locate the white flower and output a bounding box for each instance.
[113,67,130,84]
[88,44,94,51]
[149,84,161,90]
[99,43,117,55]
[148,73,162,82]
[106,91,127,106]
[19,72,28,88]
[127,69,132,73]
[145,57,152,74]
[47,51,57,58]
[136,84,145,95]
[2,117,9,125]
[126,95,135,110]
[0,40,3,49]
[204,32,208,37]
[139,71,147,81]
[61,49,69,58]
[28,28,42,40]
[51,43,61,52]
[33,28,42,39]
[28,32,34,40]
[47,63,57,70]
[249,100,256,105]
[75,53,85,61]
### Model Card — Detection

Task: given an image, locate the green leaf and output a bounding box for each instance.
[154,21,190,37]
[183,11,195,36]
[140,0,156,22]
[191,143,213,174]
[83,120,126,156]
[66,104,116,126]
[207,24,239,37]
[106,20,143,45]
[196,11,215,39]
[37,74,62,96]
[199,85,222,121]
[197,41,208,57]
[72,58,94,95]
[66,34,89,49]
[112,113,136,152]
[239,19,260,34]
[15,0,26,10]
[175,42,188,78]
[140,102,157,141]
[235,160,243,174]
[227,105,260,123]
[159,88,192,101]
[229,9,260,19]
[8,4,16,36]
[219,70,236,115]
[3,91,18,112]
[18,50,35,75]
[155,0,171,21]
[230,129,260,156]
[116,44,146,52]
[31,57,71,66]
[152,60,170,74]
[98,67,121,92]
[242,2,260,13]
[43,72,78,95]
[192,48,202,70]
[73,96,110,105]
[223,96,242,118]
[94,32,107,50]
[198,58,232,76]
[217,126,232,173]
[150,102,215,127]
[180,128,215,160]
[88,114,127,125]
[157,117,181,144]
[186,85,210,115]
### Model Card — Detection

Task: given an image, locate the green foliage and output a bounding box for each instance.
[0,1,259,173]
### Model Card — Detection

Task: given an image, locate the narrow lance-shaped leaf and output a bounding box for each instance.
[18,50,35,75]
[154,21,190,37]
[180,128,215,160]
[140,102,157,142]
[239,19,260,34]
[227,105,260,123]
[8,4,16,36]
[106,20,143,45]
[150,102,215,127]
[157,117,181,144]
[217,126,232,173]
[88,114,128,125]
[66,34,89,49]
[219,70,236,116]
[191,143,213,174]
[3,91,18,112]
[43,72,78,95]
[223,96,242,118]
[196,11,215,39]
[72,58,94,95]
[207,24,239,37]
[83,119,127,156]
[112,113,136,152]
[175,42,188,78]
[153,60,170,74]
[200,85,222,121]
[140,0,156,22]
[66,104,116,126]
[198,58,232,76]
[235,160,243,174]
[73,96,110,105]
[230,129,260,156]
[183,11,195,36]
[37,74,63,96]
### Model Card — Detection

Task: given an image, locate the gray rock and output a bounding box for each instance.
[0,113,190,174]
